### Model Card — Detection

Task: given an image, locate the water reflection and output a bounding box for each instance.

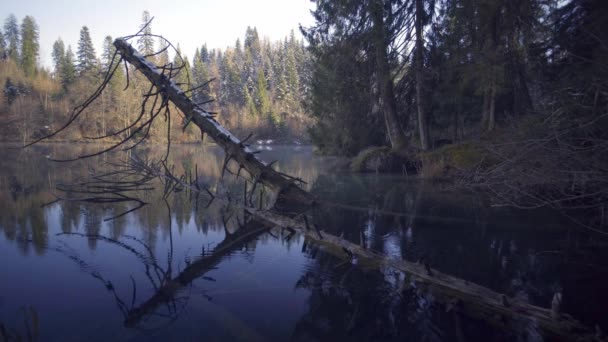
[0,144,607,341]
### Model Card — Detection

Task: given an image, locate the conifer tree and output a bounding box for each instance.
[3,14,20,62]
[157,38,169,66]
[20,16,39,76]
[172,45,190,89]
[61,46,76,90]
[101,36,114,69]
[191,48,209,103]
[256,69,272,121]
[0,29,7,59]
[200,44,209,63]
[137,11,154,56]
[76,26,97,75]
[52,38,65,78]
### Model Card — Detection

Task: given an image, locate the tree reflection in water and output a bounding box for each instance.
[1,145,607,340]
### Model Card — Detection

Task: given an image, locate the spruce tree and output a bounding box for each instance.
[157,38,169,66]
[20,16,39,76]
[101,35,115,69]
[52,38,66,78]
[0,29,6,59]
[172,45,190,89]
[137,11,154,56]
[256,69,272,120]
[4,14,20,62]
[76,26,97,75]
[61,46,76,91]
[191,48,210,103]
[200,44,209,63]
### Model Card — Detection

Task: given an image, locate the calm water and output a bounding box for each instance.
[1,144,607,341]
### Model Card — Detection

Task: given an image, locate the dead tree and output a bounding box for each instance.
[111,38,312,211]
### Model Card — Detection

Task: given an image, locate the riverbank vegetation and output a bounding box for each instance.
[303,0,607,233]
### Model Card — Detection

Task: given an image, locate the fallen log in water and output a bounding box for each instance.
[248,208,601,342]
[113,39,313,210]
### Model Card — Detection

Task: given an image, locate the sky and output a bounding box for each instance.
[0,0,316,69]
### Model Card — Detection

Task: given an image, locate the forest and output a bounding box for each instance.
[1,0,608,340]
[0,11,312,143]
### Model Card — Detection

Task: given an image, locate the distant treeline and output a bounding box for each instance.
[0,11,312,143]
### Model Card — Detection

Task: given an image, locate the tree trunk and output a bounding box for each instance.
[370,0,408,152]
[415,0,429,150]
[481,88,490,131]
[113,39,313,210]
[488,80,496,132]
[453,109,459,142]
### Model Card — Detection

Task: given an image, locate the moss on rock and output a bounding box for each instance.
[350,146,419,173]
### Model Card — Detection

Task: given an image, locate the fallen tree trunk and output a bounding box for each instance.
[248,208,600,342]
[113,38,313,210]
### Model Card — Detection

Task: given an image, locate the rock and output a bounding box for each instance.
[350,146,420,174]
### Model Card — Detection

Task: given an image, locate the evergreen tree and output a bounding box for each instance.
[20,16,39,76]
[303,0,409,152]
[76,26,97,75]
[284,37,300,110]
[172,45,190,89]
[0,29,7,59]
[191,48,210,103]
[200,43,209,63]
[101,35,115,69]
[255,69,273,121]
[157,38,169,66]
[4,14,20,62]
[52,38,65,78]
[220,48,243,106]
[137,11,154,56]
[61,45,76,90]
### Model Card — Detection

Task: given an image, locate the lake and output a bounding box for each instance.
[1,144,606,341]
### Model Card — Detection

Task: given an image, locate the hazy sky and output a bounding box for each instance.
[0,0,316,69]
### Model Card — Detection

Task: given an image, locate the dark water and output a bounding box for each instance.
[1,144,607,341]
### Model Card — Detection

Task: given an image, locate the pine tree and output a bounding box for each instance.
[220,47,243,106]
[52,38,65,77]
[191,48,210,103]
[137,11,154,56]
[4,14,20,62]
[284,37,300,110]
[172,45,190,89]
[200,44,209,63]
[76,26,97,75]
[256,69,272,121]
[61,45,76,91]
[0,29,7,59]
[101,35,114,69]
[20,16,39,76]
[157,38,169,66]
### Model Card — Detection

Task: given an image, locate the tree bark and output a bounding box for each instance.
[113,39,313,210]
[370,0,408,152]
[481,88,489,132]
[488,80,496,132]
[415,0,430,150]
